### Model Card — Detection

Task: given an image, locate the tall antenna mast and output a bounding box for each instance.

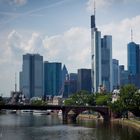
[94,0,96,16]
[15,72,17,92]
[131,29,133,42]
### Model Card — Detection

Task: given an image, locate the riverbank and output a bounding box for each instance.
[112,118,140,132]
[78,114,140,132]
[77,114,103,120]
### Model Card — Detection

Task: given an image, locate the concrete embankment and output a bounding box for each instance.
[78,114,140,132]
[112,119,140,132]
[77,114,103,120]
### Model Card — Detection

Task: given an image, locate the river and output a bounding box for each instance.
[0,113,139,140]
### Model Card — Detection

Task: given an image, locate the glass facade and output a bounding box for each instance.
[119,65,129,86]
[91,15,112,93]
[62,65,68,93]
[127,42,140,75]
[20,54,43,98]
[127,42,140,87]
[112,59,119,89]
[91,26,101,92]
[44,62,62,97]
[77,69,91,92]
[101,35,112,92]
[63,73,78,98]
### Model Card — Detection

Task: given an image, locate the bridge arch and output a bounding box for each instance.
[62,106,111,122]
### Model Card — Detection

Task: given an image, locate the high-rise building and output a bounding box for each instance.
[68,73,78,81]
[91,10,113,93]
[63,80,77,98]
[119,65,129,87]
[127,41,140,87]
[44,62,62,97]
[91,14,101,93]
[112,59,119,89]
[63,73,78,98]
[77,69,91,92]
[127,42,140,75]
[101,35,112,92]
[20,54,43,98]
[62,65,68,93]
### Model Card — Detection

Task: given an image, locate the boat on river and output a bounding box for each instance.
[33,110,50,115]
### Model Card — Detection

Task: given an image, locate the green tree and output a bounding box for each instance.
[31,100,47,106]
[95,94,112,106]
[87,94,96,106]
[110,85,140,117]
[119,85,138,111]
[64,90,94,106]
[110,100,125,117]
[0,96,5,105]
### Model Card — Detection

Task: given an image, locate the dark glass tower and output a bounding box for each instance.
[127,42,140,87]
[91,15,96,28]
[127,42,140,75]
[77,69,92,92]
[101,35,112,92]
[91,14,101,93]
[20,54,43,98]
[44,62,62,97]
[62,65,68,93]
[112,59,119,89]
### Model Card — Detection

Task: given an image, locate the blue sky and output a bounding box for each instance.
[0,0,140,96]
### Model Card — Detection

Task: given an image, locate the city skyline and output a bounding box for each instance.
[0,0,140,96]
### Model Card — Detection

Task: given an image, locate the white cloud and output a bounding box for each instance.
[0,30,45,96]
[1,15,140,96]
[7,30,44,58]
[43,27,91,72]
[100,15,140,68]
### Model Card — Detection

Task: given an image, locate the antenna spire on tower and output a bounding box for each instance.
[94,0,96,16]
[15,72,17,92]
[131,29,133,42]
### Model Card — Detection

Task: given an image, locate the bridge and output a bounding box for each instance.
[0,105,111,122]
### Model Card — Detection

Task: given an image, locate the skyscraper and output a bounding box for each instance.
[119,65,129,87]
[101,35,112,92]
[20,54,43,98]
[77,69,91,92]
[112,59,119,89]
[91,14,101,93]
[44,62,62,97]
[127,42,140,75]
[91,8,113,93]
[127,41,140,87]
[62,65,68,93]
[63,73,78,98]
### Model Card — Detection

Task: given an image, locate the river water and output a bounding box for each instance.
[0,113,139,140]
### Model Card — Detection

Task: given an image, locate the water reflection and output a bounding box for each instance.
[0,113,139,140]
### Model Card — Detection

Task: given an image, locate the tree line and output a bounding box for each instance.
[64,85,140,117]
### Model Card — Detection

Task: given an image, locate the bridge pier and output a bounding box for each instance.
[103,114,111,121]
[62,109,68,123]
[62,108,78,123]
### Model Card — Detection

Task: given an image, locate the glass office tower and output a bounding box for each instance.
[44,62,62,97]
[91,15,101,93]
[112,59,119,89]
[20,54,43,98]
[77,69,92,92]
[127,42,140,87]
[127,42,140,75]
[101,35,112,92]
